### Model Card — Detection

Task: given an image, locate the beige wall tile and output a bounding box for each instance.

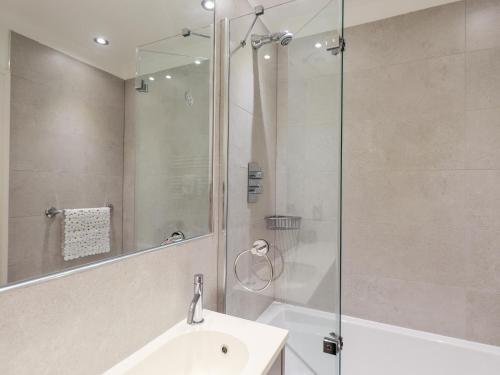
[9,171,58,218]
[466,289,500,345]
[8,34,125,283]
[466,108,500,168]
[0,235,218,375]
[344,54,465,124]
[466,47,500,110]
[342,0,500,346]
[345,1,465,72]
[344,111,466,171]
[466,0,500,51]
[344,170,467,287]
[464,171,500,293]
[344,274,467,338]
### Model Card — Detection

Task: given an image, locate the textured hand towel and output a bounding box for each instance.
[62,207,111,261]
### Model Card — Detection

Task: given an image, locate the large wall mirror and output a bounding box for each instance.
[0,1,215,287]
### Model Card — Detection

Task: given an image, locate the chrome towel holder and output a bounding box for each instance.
[234,239,274,292]
[45,204,114,218]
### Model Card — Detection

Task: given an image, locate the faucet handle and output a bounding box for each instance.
[194,274,203,284]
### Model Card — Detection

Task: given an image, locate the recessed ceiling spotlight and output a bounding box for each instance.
[194,60,202,65]
[165,75,172,79]
[148,76,155,81]
[94,37,109,46]
[315,42,322,49]
[201,0,215,11]
[264,54,271,60]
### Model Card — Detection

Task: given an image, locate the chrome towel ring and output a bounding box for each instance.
[234,239,274,292]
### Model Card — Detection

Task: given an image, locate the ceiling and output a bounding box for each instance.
[0,0,213,79]
[0,0,459,79]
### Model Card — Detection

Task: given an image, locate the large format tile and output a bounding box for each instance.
[343,170,466,287]
[466,47,500,110]
[9,171,57,218]
[344,219,467,289]
[465,108,500,168]
[464,170,500,293]
[466,289,500,346]
[344,170,465,227]
[344,110,466,171]
[10,121,87,173]
[345,1,465,72]
[343,273,467,339]
[11,32,124,109]
[8,215,59,264]
[466,0,500,51]
[344,54,465,123]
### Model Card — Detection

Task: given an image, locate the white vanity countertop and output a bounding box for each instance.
[105,310,288,375]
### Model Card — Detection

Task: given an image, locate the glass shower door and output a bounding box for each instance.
[223,0,343,373]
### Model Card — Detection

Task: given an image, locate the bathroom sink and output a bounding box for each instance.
[105,310,287,375]
[116,331,248,375]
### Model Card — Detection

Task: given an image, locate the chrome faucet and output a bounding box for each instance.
[187,274,204,324]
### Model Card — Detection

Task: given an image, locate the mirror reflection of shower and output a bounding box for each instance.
[251,31,293,49]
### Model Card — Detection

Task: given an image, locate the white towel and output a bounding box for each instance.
[62,207,111,261]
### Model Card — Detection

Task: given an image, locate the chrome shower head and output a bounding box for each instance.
[277,31,293,46]
[251,31,293,49]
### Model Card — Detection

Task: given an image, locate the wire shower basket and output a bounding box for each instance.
[265,215,301,230]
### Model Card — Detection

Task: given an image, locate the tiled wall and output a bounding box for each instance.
[8,33,125,283]
[224,15,279,320]
[343,0,500,346]
[0,235,218,375]
[122,79,136,252]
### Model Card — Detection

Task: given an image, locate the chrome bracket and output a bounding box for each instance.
[254,5,264,16]
[323,332,343,355]
[327,36,345,55]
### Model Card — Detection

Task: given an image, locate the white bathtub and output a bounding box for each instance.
[258,302,500,375]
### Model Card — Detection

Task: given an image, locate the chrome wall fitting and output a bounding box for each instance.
[327,35,346,55]
[187,274,204,324]
[248,162,264,203]
[234,239,274,293]
[240,5,265,48]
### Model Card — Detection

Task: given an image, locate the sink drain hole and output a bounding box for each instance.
[221,345,228,354]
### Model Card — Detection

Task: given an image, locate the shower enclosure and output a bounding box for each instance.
[221,0,344,373]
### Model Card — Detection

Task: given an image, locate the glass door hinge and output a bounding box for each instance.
[323,332,343,355]
[327,36,345,55]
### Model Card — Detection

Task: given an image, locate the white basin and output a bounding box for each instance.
[105,310,288,375]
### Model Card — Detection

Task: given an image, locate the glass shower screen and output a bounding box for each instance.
[223,0,344,373]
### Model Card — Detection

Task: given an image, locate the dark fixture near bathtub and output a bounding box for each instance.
[323,332,343,356]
